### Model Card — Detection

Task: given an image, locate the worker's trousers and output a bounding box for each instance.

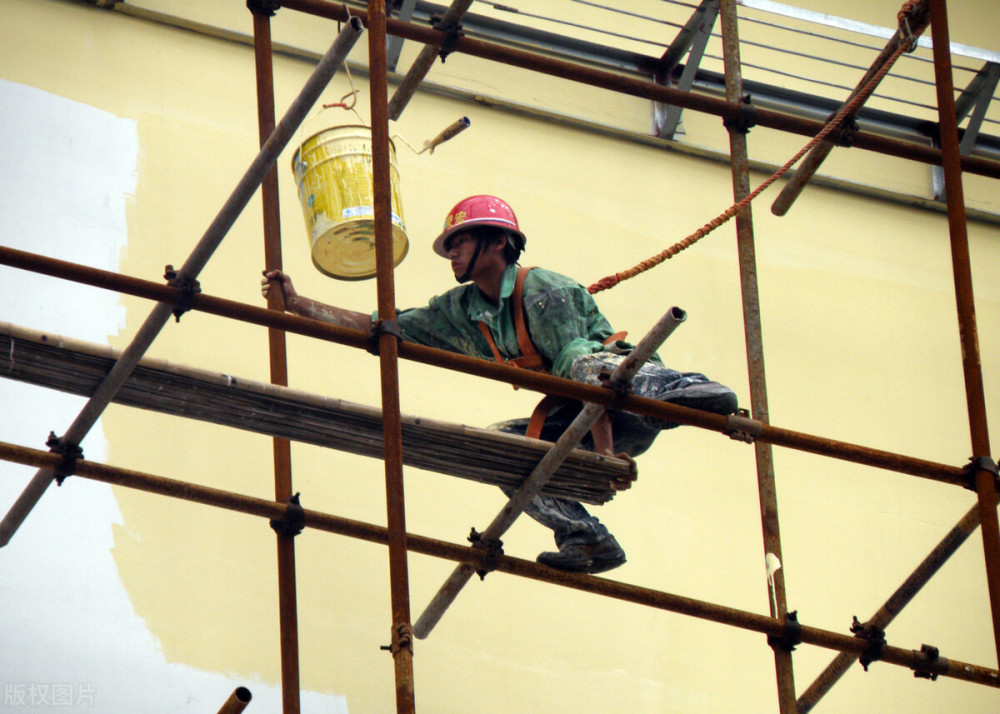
[490,407,661,548]
[489,360,738,549]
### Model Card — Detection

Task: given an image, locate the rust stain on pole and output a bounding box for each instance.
[251,7,301,714]
[368,1,416,710]
[929,0,1000,664]
[718,2,795,710]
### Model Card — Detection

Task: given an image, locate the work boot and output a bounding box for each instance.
[656,380,738,415]
[536,535,626,574]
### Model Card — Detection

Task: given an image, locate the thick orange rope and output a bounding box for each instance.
[588,2,926,295]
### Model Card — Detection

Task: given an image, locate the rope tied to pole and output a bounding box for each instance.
[588,2,924,295]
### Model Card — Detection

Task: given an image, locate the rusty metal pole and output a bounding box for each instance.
[929,0,1000,664]
[216,687,253,714]
[5,439,1000,689]
[798,497,998,711]
[278,0,1000,181]
[413,307,688,639]
[386,0,474,120]
[718,2,796,710]
[770,0,930,217]
[249,4,301,712]
[367,1,416,710]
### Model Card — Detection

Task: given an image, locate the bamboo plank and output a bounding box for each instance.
[0,323,628,504]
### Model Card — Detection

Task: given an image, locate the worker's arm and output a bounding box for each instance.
[261,270,372,331]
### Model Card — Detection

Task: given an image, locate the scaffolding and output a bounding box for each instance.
[1,0,999,712]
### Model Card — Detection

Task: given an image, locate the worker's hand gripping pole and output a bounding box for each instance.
[413,307,688,639]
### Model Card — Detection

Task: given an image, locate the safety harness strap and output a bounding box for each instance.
[477,267,546,374]
[477,266,628,446]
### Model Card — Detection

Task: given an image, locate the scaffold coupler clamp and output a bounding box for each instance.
[912,644,942,681]
[430,14,464,63]
[898,0,929,53]
[723,93,756,134]
[269,492,305,537]
[767,610,802,653]
[597,368,633,409]
[827,111,860,147]
[46,431,83,486]
[381,622,415,656]
[164,265,202,323]
[962,455,999,492]
[366,319,403,356]
[850,616,886,672]
[246,0,280,17]
[726,408,761,444]
[468,527,504,580]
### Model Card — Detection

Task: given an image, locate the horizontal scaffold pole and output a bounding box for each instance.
[278,0,1000,180]
[0,244,974,490]
[1,439,997,690]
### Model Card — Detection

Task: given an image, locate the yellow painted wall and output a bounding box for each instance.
[2,0,999,712]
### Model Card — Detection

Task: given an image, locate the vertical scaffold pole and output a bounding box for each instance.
[928,0,1000,663]
[250,4,301,712]
[368,1,416,710]
[718,1,797,710]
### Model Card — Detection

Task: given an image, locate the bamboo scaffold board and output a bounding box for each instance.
[0,323,630,504]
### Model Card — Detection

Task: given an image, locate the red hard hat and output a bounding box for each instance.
[432,195,527,257]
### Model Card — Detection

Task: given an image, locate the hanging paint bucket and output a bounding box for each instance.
[291,125,408,280]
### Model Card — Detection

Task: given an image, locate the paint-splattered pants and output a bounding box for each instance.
[490,356,738,549]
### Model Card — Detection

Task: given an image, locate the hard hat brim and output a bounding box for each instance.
[432,218,525,258]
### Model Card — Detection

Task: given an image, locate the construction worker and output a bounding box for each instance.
[262,195,737,574]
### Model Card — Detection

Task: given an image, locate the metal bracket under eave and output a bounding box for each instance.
[653,0,721,140]
[930,60,999,200]
[386,0,418,71]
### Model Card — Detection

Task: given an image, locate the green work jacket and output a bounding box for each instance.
[390,263,618,379]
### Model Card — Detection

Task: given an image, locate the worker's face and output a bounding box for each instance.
[446,232,475,276]
[446,231,506,282]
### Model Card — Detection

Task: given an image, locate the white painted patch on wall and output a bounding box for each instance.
[0,81,348,713]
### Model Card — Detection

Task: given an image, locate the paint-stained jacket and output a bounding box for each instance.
[391,263,618,379]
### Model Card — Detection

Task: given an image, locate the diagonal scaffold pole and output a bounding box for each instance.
[413,306,688,639]
[386,0,474,120]
[928,0,1000,663]
[0,16,366,548]
[770,0,931,216]
[717,1,796,710]
[797,496,999,712]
